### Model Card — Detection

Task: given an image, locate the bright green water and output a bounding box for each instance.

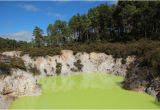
[10,73,160,109]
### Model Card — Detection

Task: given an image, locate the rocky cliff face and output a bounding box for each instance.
[19,50,135,76]
[2,50,135,76]
[0,69,40,96]
[0,68,40,109]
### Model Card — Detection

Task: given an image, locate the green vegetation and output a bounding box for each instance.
[32,1,160,45]
[0,62,11,76]
[56,63,62,75]
[10,73,160,109]
[11,39,159,58]
[0,37,31,51]
[28,66,40,76]
[74,60,83,71]
[1,1,160,49]
[10,58,26,70]
[0,57,26,76]
[32,27,44,48]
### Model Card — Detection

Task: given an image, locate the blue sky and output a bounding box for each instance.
[0,1,117,41]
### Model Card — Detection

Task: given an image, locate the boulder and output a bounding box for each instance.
[2,51,21,58]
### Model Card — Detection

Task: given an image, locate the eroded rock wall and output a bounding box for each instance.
[19,50,135,76]
[0,69,40,109]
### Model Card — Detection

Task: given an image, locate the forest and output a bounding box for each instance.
[0,1,160,48]
[32,1,160,47]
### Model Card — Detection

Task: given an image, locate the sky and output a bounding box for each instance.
[0,1,117,41]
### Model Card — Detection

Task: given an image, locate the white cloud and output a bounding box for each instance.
[18,4,63,18]
[46,12,62,18]
[19,4,38,12]
[0,31,33,42]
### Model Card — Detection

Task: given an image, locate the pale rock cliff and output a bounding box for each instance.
[19,50,135,76]
[0,69,40,109]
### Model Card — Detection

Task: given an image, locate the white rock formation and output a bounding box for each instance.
[2,51,21,58]
[0,69,40,96]
[2,50,135,76]
[0,95,15,109]
[0,69,40,109]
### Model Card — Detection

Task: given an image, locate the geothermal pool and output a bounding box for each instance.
[10,73,160,109]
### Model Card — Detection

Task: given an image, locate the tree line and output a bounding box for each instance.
[1,1,160,49]
[0,37,30,49]
[32,1,160,47]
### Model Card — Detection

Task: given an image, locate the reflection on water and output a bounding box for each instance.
[40,73,122,92]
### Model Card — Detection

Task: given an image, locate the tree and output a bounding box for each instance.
[47,20,70,46]
[69,13,91,42]
[33,26,44,47]
[69,13,82,42]
[88,4,112,41]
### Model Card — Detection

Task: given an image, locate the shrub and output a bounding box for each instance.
[56,63,62,75]
[21,47,61,58]
[74,60,83,71]
[29,66,40,76]
[10,58,26,70]
[121,58,126,64]
[70,67,78,72]
[0,62,11,76]
[0,56,26,76]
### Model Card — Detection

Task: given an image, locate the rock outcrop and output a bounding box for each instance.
[0,95,15,109]
[0,69,40,96]
[2,51,21,58]
[0,69,40,109]
[19,50,135,76]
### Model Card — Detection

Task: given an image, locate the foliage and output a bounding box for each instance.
[56,63,62,75]
[10,58,26,70]
[0,62,11,76]
[0,37,31,50]
[27,1,160,46]
[74,60,83,71]
[1,1,160,47]
[0,57,26,76]
[47,20,71,46]
[29,66,40,76]
[21,47,61,58]
[33,26,44,47]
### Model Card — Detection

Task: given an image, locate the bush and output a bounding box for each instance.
[74,60,83,71]
[0,56,26,76]
[56,63,62,75]
[0,62,11,76]
[10,58,26,70]
[121,58,126,64]
[29,66,40,76]
[21,47,61,58]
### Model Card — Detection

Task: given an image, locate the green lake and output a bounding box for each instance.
[10,73,160,109]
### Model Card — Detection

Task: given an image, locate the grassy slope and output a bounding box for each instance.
[10,73,160,109]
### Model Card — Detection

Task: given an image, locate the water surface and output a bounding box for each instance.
[10,73,160,109]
